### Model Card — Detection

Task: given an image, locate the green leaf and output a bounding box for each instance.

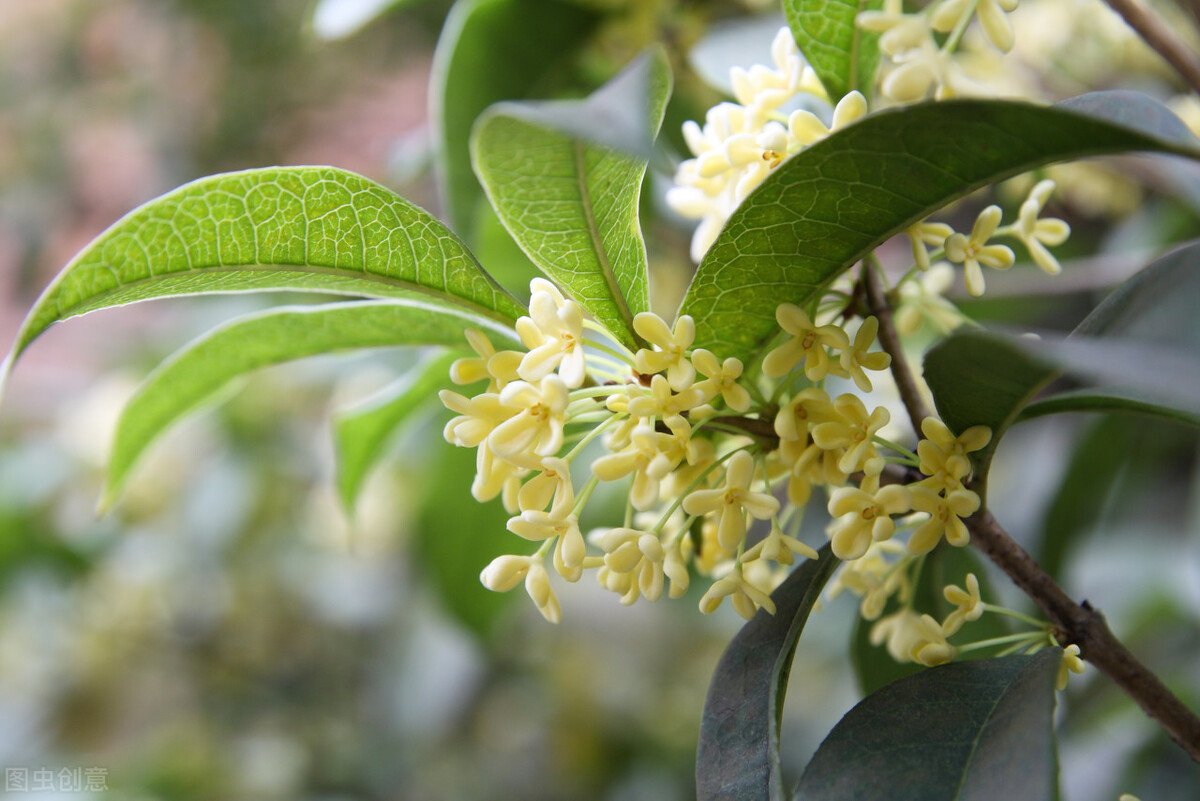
[784,0,882,101]
[923,330,1059,492]
[2,167,525,387]
[1016,388,1200,429]
[794,650,1061,801]
[105,299,519,508]
[680,92,1200,364]
[852,543,1010,696]
[333,350,458,515]
[431,0,597,234]
[1035,415,1140,580]
[472,48,672,350]
[696,545,839,801]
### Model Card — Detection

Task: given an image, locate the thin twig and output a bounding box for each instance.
[967,507,1200,761]
[862,259,932,430]
[1103,0,1200,95]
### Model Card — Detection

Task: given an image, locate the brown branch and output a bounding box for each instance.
[862,259,932,430]
[1103,0,1200,95]
[968,507,1200,761]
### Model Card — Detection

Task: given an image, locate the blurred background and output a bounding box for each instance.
[0,0,1198,799]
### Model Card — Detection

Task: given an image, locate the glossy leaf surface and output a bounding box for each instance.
[472,48,671,350]
[3,167,525,386]
[795,650,1061,801]
[680,92,1200,363]
[784,0,882,101]
[696,546,839,801]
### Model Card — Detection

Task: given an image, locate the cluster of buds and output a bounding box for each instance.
[441,276,994,625]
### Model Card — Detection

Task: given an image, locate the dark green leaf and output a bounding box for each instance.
[333,350,458,515]
[784,0,882,101]
[431,0,597,233]
[1,167,525,388]
[795,650,1061,801]
[472,48,672,350]
[696,545,839,801]
[105,299,518,508]
[923,330,1059,493]
[1036,415,1139,580]
[680,92,1200,364]
[852,544,1010,696]
[1016,388,1200,429]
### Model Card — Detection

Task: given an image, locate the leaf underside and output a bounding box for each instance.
[105,299,518,506]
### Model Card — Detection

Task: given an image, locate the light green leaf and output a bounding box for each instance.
[105,299,518,508]
[431,0,597,234]
[696,545,839,801]
[472,48,672,350]
[680,92,1200,364]
[2,167,525,387]
[1016,387,1200,429]
[794,651,1061,801]
[333,350,458,515]
[784,0,882,101]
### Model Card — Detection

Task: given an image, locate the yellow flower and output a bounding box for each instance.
[811,394,890,476]
[908,485,980,554]
[699,564,777,620]
[626,373,707,428]
[516,456,575,517]
[743,523,819,566]
[827,482,912,559]
[1057,644,1086,690]
[905,220,954,272]
[945,205,1015,297]
[449,328,523,392]
[763,303,849,380]
[917,417,992,489]
[1014,179,1070,275]
[507,509,586,571]
[774,388,837,442]
[595,527,669,602]
[683,450,780,551]
[941,572,984,635]
[515,278,587,388]
[930,0,1019,52]
[787,90,868,147]
[839,316,891,392]
[591,425,665,511]
[488,376,570,468]
[691,348,751,412]
[480,555,561,623]
[633,312,696,390]
[910,614,956,666]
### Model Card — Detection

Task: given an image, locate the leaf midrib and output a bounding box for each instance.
[37,261,522,331]
[951,667,1030,800]
[573,140,640,345]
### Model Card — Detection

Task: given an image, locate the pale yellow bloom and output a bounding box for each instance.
[1058,644,1086,690]
[743,524,819,566]
[908,485,980,554]
[517,456,575,517]
[945,205,1015,297]
[774,388,837,442]
[633,312,696,390]
[1014,179,1070,275]
[931,0,1020,52]
[839,316,891,392]
[488,376,570,467]
[595,527,669,602]
[480,555,561,623]
[910,614,956,666]
[699,564,777,620]
[591,425,665,510]
[917,417,992,489]
[449,328,522,391]
[515,278,587,388]
[811,394,890,476]
[942,572,984,635]
[691,349,750,411]
[507,509,587,571]
[895,262,963,335]
[763,303,849,380]
[787,91,868,147]
[828,540,909,620]
[626,373,707,427]
[827,483,912,559]
[683,450,780,551]
[905,220,954,272]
